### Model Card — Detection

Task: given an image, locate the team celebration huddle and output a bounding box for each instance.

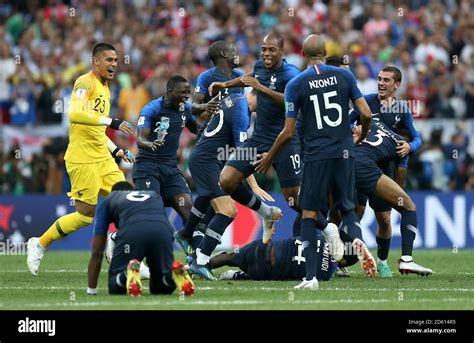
[26,32,433,297]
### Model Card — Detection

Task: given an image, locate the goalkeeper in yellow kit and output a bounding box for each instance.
[27,43,135,276]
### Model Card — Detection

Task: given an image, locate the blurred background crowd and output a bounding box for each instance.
[1,0,473,195]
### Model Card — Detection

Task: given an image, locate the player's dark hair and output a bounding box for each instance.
[263,34,284,48]
[92,43,116,57]
[382,66,402,83]
[326,55,347,67]
[166,75,188,91]
[112,181,135,191]
[208,40,229,64]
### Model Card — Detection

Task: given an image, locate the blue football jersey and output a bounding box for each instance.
[93,191,167,236]
[286,64,363,161]
[349,93,422,153]
[192,94,250,161]
[135,97,195,165]
[273,237,333,280]
[355,120,408,168]
[195,67,244,103]
[251,59,300,144]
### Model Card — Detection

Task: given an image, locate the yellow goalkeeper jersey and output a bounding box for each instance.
[64,72,112,163]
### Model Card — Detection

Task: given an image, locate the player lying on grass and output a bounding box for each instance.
[351,121,432,276]
[208,231,359,282]
[87,181,194,296]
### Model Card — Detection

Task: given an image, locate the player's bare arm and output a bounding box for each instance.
[192,92,206,115]
[137,127,163,152]
[254,117,296,173]
[353,97,372,143]
[240,76,285,105]
[208,74,249,95]
[192,93,220,118]
[87,235,106,293]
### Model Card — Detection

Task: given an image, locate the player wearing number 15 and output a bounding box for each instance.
[255,34,373,289]
[26,43,135,276]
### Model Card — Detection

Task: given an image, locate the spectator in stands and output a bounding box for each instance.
[1,0,473,192]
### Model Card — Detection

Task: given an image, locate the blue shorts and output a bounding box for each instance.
[299,158,356,213]
[133,160,190,203]
[189,152,226,199]
[226,137,302,188]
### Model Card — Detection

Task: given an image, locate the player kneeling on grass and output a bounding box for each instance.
[208,230,360,284]
[86,181,194,296]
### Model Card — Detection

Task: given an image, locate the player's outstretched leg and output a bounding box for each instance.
[27,206,94,275]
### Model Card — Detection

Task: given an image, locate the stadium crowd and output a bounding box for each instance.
[1,0,474,194]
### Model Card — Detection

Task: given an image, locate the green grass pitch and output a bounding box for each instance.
[2,249,473,310]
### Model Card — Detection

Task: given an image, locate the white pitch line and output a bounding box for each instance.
[196,286,474,292]
[0,286,106,290]
[2,285,474,293]
[9,298,391,308]
[9,297,474,309]
[5,269,102,273]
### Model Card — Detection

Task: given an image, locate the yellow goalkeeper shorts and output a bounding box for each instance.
[66,158,125,205]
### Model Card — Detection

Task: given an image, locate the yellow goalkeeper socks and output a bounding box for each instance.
[39,212,94,248]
